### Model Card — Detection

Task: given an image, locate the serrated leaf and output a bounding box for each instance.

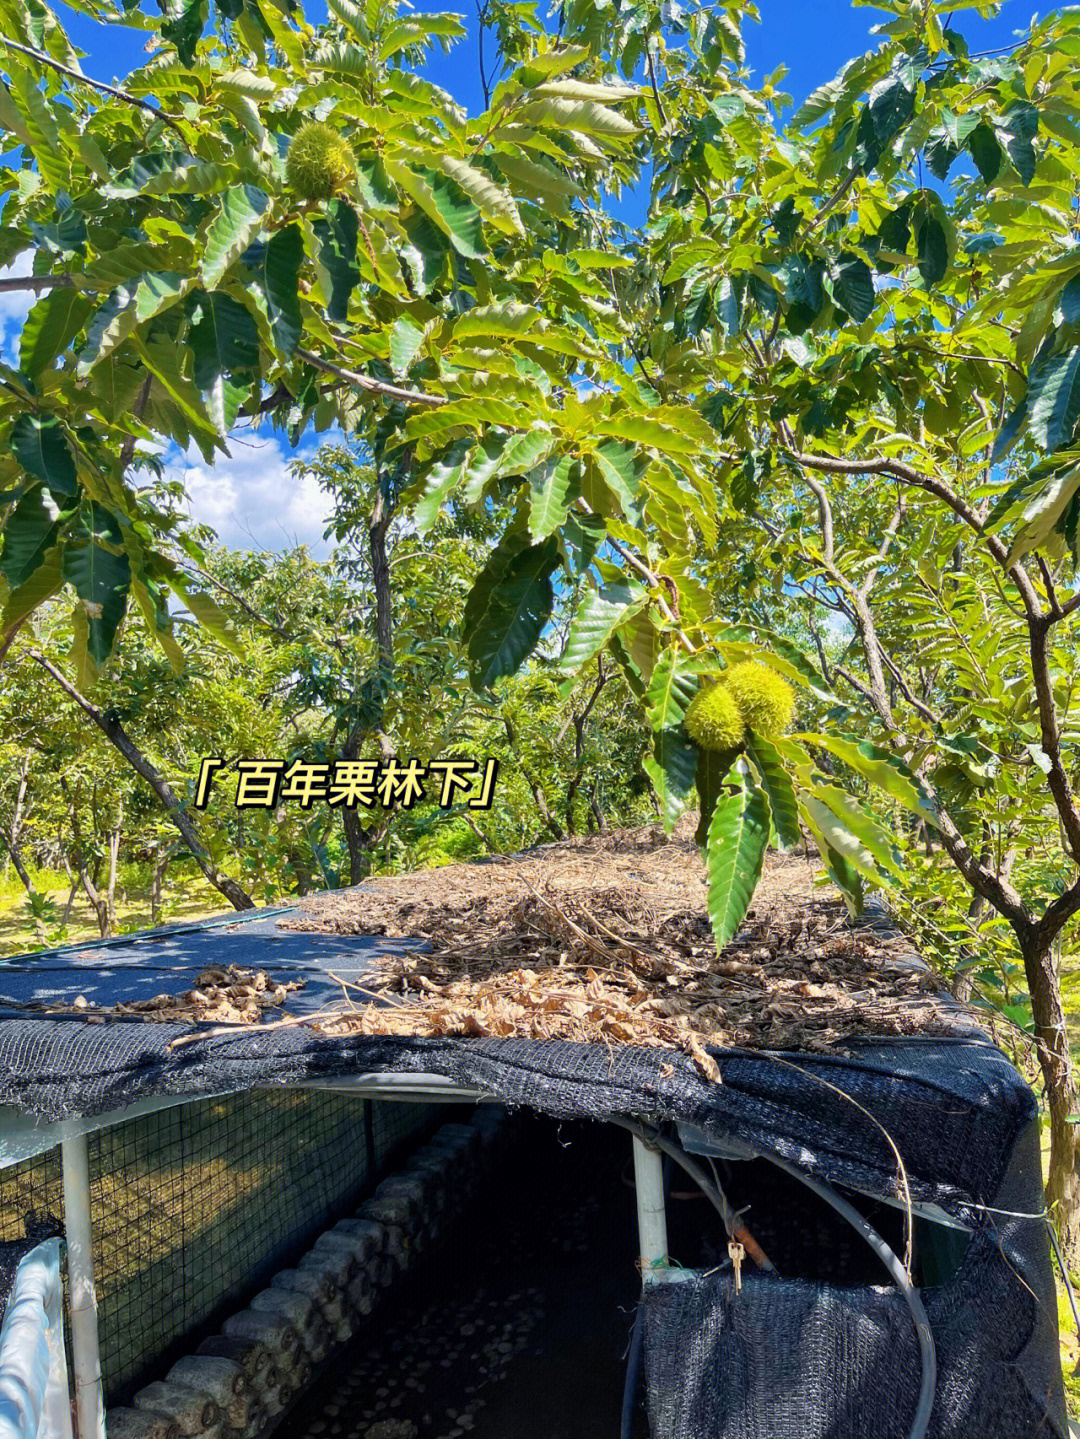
[1005,466,1080,566]
[451,302,542,343]
[313,201,360,324]
[10,414,78,497]
[645,647,698,732]
[528,454,576,538]
[425,154,522,236]
[19,288,94,375]
[590,441,645,518]
[798,792,885,891]
[0,486,60,588]
[867,73,915,143]
[202,184,268,289]
[77,273,191,372]
[161,0,208,65]
[560,510,605,576]
[705,769,770,950]
[467,535,560,690]
[389,318,426,374]
[695,744,743,846]
[131,574,185,672]
[795,732,938,827]
[609,630,647,701]
[802,806,865,916]
[744,732,800,850]
[189,291,259,390]
[389,163,485,259]
[808,783,904,879]
[132,335,219,455]
[644,729,698,833]
[1028,349,1080,453]
[10,71,67,193]
[491,147,580,200]
[460,430,555,506]
[531,80,640,102]
[967,122,1002,184]
[593,413,702,456]
[217,68,277,98]
[0,545,63,633]
[515,97,638,138]
[997,101,1038,186]
[180,585,244,656]
[61,504,131,664]
[511,45,590,89]
[264,224,304,355]
[414,440,473,534]
[830,253,875,322]
[562,581,646,672]
[621,609,659,682]
[913,211,948,287]
[462,519,529,636]
[790,75,844,130]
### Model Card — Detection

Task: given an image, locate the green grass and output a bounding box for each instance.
[0,871,225,958]
[0,865,70,903]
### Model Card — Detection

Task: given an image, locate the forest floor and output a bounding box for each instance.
[0,869,222,957]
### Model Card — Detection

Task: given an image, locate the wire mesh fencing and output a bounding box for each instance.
[0,1089,440,1405]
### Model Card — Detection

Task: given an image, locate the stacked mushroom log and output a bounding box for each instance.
[109,1108,510,1438]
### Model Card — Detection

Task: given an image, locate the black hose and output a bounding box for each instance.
[611,1118,738,1235]
[613,1118,936,1439]
[620,1299,645,1439]
[755,1148,937,1439]
[612,1118,775,1271]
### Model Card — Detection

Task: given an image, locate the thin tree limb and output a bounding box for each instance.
[0,35,189,136]
[0,274,75,295]
[25,649,255,911]
[295,348,447,408]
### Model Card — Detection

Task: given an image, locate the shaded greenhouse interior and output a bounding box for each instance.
[278,1111,943,1439]
[281,1115,649,1439]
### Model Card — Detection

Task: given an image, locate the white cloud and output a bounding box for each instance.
[167,430,338,557]
[0,259,343,558]
[0,254,35,364]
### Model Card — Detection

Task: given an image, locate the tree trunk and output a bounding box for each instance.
[150,843,176,926]
[79,866,110,938]
[105,814,122,934]
[0,831,36,895]
[1024,933,1080,1258]
[2,752,31,882]
[1,753,34,891]
[588,783,606,833]
[340,485,396,886]
[369,484,394,674]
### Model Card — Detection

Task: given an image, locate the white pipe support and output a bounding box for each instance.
[631,1134,670,1285]
[60,1131,105,1439]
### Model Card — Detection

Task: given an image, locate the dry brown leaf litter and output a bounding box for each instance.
[280,820,974,1078]
[9,965,303,1026]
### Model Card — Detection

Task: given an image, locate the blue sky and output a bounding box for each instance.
[16,0,1028,555]
[56,0,1030,113]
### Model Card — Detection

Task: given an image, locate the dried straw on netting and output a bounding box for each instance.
[281,824,972,1079]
